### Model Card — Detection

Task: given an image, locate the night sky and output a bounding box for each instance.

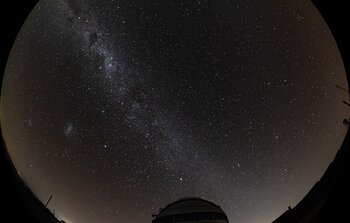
[1,0,349,223]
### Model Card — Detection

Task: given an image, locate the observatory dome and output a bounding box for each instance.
[152,197,229,223]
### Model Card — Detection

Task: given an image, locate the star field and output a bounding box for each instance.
[1,1,349,223]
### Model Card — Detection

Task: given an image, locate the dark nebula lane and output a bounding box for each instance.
[1,1,349,223]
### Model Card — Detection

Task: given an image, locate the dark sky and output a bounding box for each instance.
[1,0,349,223]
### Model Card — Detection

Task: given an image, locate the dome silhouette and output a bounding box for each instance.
[152,197,229,223]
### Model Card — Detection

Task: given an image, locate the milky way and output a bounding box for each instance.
[1,0,349,223]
